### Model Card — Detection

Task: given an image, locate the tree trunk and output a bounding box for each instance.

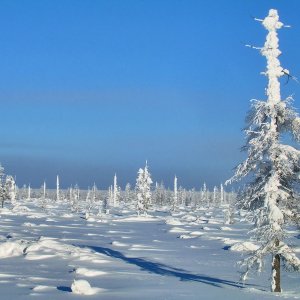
[272,239,281,292]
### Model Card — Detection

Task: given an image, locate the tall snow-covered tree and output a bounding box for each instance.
[135,161,153,215]
[227,9,300,292]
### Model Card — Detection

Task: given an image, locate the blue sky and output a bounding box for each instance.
[0,0,300,189]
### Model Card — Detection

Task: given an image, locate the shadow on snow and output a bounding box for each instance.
[77,245,249,289]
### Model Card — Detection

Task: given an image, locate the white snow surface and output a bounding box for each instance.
[0,199,299,299]
[0,241,26,258]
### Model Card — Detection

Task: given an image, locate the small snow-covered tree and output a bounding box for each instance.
[85,188,92,218]
[70,184,80,212]
[171,175,178,211]
[43,181,46,200]
[113,174,120,207]
[0,165,8,208]
[27,184,31,200]
[227,9,300,292]
[201,182,208,207]
[98,188,109,215]
[153,182,165,206]
[177,186,185,207]
[56,175,60,201]
[108,185,113,207]
[124,183,133,204]
[92,183,98,204]
[5,175,16,205]
[213,186,218,206]
[220,183,224,205]
[39,181,47,208]
[135,162,153,215]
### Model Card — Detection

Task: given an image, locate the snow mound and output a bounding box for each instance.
[208,219,221,224]
[71,279,96,295]
[181,215,197,222]
[169,227,190,234]
[75,267,107,277]
[0,241,26,258]
[190,231,203,236]
[165,218,183,226]
[220,226,232,231]
[32,285,55,291]
[223,238,240,245]
[12,205,31,212]
[231,242,259,252]
[61,213,73,218]
[24,237,96,261]
[111,241,128,247]
[179,234,197,239]
[23,222,37,227]
[115,216,157,222]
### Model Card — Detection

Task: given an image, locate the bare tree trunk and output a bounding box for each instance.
[272,239,281,292]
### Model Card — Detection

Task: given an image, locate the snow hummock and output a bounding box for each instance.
[0,241,26,258]
[231,242,259,252]
[71,279,97,295]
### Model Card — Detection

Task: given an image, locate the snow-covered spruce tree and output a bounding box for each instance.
[227,9,300,292]
[124,183,132,204]
[5,175,17,205]
[153,182,165,206]
[135,162,153,215]
[85,187,92,218]
[201,182,208,207]
[0,165,8,208]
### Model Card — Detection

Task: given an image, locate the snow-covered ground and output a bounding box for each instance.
[0,200,299,299]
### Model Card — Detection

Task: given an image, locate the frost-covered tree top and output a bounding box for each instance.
[261,9,284,105]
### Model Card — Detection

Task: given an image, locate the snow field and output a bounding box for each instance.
[0,199,298,299]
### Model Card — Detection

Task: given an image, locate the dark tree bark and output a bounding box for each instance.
[272,239,281,292]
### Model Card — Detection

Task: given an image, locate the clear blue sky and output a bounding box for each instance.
[0,0,299,189]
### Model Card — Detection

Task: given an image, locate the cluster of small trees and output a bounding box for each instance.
[2,161,234,217]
